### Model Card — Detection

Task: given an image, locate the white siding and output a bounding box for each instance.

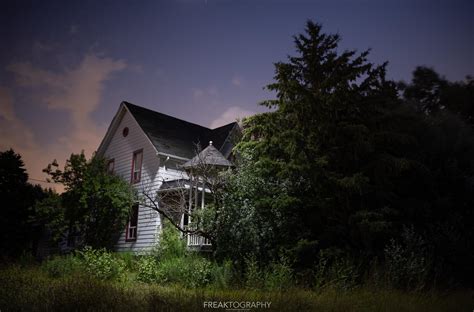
[101,107,193,253]
[103,109,162,252]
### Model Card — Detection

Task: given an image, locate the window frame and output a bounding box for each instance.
[131,149,143,183]
[125,203,139,242]
[107,158,115,174]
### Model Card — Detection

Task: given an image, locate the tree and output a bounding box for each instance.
[401,66,474,126]
[41,152,136,250]
[229,21,474,287]
[0,149,46,258]
[235,21,400,265]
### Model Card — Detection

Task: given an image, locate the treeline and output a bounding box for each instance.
[213,21,474,289]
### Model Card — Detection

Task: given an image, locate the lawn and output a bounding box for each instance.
[0,265,472,312]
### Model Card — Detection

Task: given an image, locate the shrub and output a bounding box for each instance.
[42,255,82,278]
[313,249,358,291]
[78,246,125,280]
[116,251,137,271]
[153,255,213,287]
[185,255,213,287]
[264,259,293,290]
[384,227,431,290]
[210,260,233,289]
[136,256,159,283]
[244,256,263,289]
[154,222,187,260]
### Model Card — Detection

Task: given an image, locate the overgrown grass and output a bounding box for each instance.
[3,226,471,311]
[0,265,472,312]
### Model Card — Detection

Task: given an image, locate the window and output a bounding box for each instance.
[122,127,129,137]
[131,149,143,183]
[107,159,115,174]
[126,204,139,241]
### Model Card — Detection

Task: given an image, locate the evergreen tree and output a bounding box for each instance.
[0,149,46,258]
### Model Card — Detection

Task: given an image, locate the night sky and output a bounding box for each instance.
[1,0,473,189]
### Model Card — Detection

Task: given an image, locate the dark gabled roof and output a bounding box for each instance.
[124,102,238,159]
[182,141,233,169]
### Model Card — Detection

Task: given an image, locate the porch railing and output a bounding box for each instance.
[187,233,212,246]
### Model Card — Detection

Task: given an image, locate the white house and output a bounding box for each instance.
[97,101,239,252]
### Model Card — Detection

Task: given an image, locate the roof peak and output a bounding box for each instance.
[182,141,233,169]
[123,101,237,130]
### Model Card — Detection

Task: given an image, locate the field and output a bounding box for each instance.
[0,265,472,312]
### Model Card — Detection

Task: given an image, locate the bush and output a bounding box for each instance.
[185,255,213,287]
[384,227,430,290]
[152,255,213,287]
[245,256,263,289]
[116,251,137,271]
[264,259,293,290]
[136,256,159,283]
[210,260,233,289]
[313,249,358,291]
[42,255,82,278]
[154,222,187,260]
[78,246,125,280]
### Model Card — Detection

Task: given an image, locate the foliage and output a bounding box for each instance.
[313,249,359,291]
[219,20,474,288]
[244,256,294,291]
[42,254,83,278]
[400,66,474,126]
[215,149,290,267]
[210,259,233,289]
[78,246,126,280]
[264,259,294,291]
[0,149,47,258]
[136,256,159,283]
[139,223,227,288]
[39,152,136,249]
[153,221,188,260]
[384,227,430,290]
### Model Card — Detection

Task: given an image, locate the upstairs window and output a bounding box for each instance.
[107,159,115,174]
[126,204,139,241]
[131,149,143,183]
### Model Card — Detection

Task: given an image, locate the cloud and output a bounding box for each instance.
[209,106,255,128]
[231,76,242,87]
[0,86,53,189]
[4,53,127,191]
[192,85,218,100]
[192,88,205,99]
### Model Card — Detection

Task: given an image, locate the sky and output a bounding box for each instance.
[0,0,473,189]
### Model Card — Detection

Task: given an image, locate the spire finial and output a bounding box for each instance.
[209,140,213,146]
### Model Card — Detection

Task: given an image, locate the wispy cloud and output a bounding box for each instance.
[192,85,218,100]
[209,106,255,128]
[3,53,127,190]
[231,75,243,87]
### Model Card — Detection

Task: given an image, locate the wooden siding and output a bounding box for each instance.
[103,109,163,252]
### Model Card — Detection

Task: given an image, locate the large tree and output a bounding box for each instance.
[401,66,474,126]
[225,21,474,287]
[0,149,46,259]
[40,152,136,250]
[234,21,399,262]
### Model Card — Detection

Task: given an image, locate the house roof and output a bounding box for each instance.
[124,102,238,159]
[182,141,233,169]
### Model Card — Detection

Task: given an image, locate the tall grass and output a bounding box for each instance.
[0,265,472,312]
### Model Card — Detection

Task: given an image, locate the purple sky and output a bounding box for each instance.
[1,0,473,189]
